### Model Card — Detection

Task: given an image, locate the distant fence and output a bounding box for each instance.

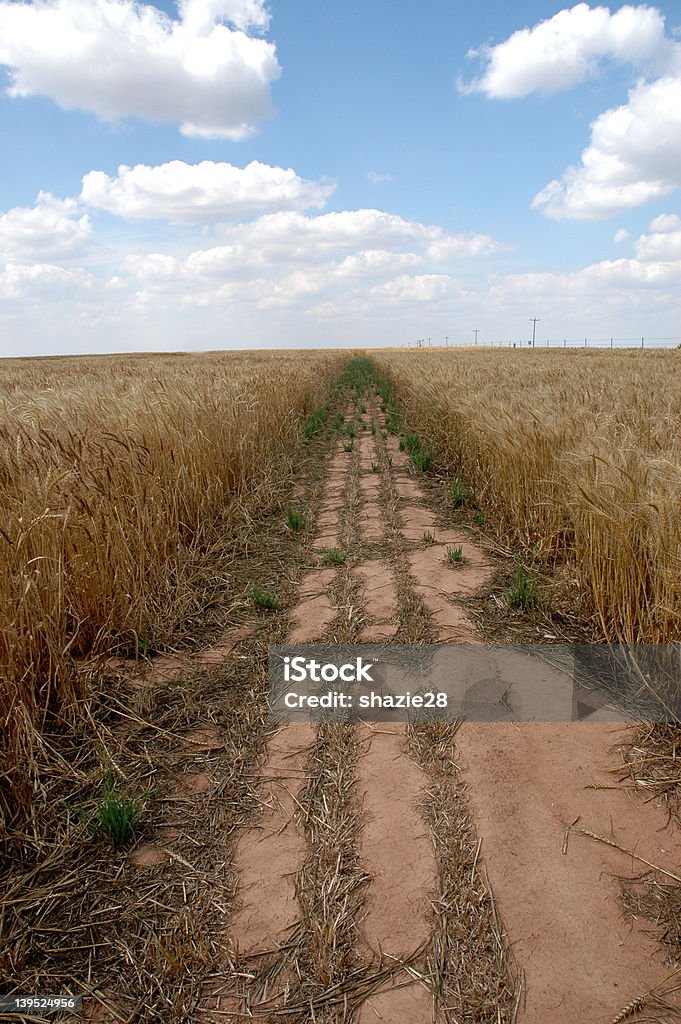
[412,337,681,350]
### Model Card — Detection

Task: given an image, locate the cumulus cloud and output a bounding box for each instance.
[0,261,93,300]
[462,4,681,220]
[0,192,91,261]
[633,212,681,260]
[122,209,504,283]
[366,171,393,184]
[613,228,630,243]
[532,75,681,218]
[223,209,505,263]
[0,0,279,139]
[461,3,674,98]
[118,208,505,315]
[489,211,681,315]
[81,160,335,223]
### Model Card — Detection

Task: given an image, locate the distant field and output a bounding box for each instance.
[374,347,681,644]
[0,350,343,825]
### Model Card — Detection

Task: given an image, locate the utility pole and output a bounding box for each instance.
[473,329,479,346]
[445,336,449,347]
[530,317,540,348]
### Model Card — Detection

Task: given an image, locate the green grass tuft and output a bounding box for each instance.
[450,476,469,507]
[252,583,278,609]
[322,547,348,566]
[506,562,538,611]
[94,772,142,850]
[286,506,306,531]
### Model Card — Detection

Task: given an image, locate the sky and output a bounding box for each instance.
[1,0,681,355]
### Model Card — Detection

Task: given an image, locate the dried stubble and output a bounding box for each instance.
[373,348,681,644]
[0,350,344,826]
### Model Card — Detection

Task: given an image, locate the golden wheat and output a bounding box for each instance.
[373,347,681,644]
[0,349,343,825]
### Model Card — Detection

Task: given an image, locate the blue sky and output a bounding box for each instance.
[1,0,680,355]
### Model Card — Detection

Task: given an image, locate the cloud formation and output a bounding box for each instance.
[0,261,93,300]
[0,0,279,139]
[463,3,681,220]
[119,208,505,312]
[531,74,681,219]
[0,192,91,261]
[81,160,336,223]
[462,3,672,98]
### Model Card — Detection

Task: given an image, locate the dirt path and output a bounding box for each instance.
[201,378,680,1023]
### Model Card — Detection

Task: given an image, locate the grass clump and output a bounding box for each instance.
[423,529,437,544]
[252,583,278,609]
[343,440,354,453]
[447,544,464,563]
[303,404,329,439]
[136,636,155,659]
[93,771,142,850]
[286,506,306,531]
[399,428,433,472]
[506,562,538,611]
[473,509,485,526]
[450,476,469,507]
[322,547,348,566]
[371,462,380,473]
[411,446,433,472]
[401,431,420,454]
[385,406,401,434]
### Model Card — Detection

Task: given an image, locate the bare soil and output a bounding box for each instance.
[210,386,680,1023]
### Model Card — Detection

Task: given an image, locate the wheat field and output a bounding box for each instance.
[374,347,681,645]
[0,350,343,826]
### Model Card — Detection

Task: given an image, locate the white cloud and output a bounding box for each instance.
[462,3,674,98]
[178,0,270,33]
[223,209,505,263]
[463,4,681,220]
[367,171,393,184]
[532,75,681,218]
[613,228,630,243]
[0,0,279,139]
[116,208,505,318]
[122,209,504,285]
[490,212,681,308]
[81,160,335,223]
[0,192,91,261]
[633,212,681,260]
[370,274,460,304]
[335,250,420,278]
[426,233,506,261]
[0,261,93,300]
